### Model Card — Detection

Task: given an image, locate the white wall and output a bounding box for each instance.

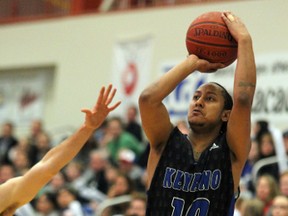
[0,0,288,136]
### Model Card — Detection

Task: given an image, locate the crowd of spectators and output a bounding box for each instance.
[0,104,148,216]
[1,105,288,216]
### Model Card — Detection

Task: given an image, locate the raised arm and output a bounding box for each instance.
[223,12,256,174]
[0,84,120,215]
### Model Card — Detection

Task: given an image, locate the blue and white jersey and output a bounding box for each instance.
[146,127,235,216]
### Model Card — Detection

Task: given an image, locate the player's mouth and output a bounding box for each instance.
[192,109,203,115]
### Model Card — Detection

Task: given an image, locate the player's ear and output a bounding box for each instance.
[221,110,231,122]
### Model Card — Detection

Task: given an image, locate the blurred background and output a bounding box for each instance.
[1,0,288,215]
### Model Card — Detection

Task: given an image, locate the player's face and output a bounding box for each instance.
[188,83,226,129]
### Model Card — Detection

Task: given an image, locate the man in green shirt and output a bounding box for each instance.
[106,116,144,164]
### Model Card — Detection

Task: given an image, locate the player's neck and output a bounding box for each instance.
[189,129,220,152]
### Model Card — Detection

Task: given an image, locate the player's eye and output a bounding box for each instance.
[206,96,214,101]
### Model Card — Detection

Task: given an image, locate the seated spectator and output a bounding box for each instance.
[279,171,288,197]
[125,192,146,216]
[257,131,279,180]
[28,132,52,165]
[117,148,145,191]
[0,163,15,184]
[103,172,135,215]
[103,116,144,165]
[64,160,85,188]
[271,195,288,216]
[42,172,68,194]
[56,185,85,216]
[0,121,18,164]
[11,150,31,176]
[34,192,59,216]
[27,119,45,147]
[240,198,264,216]
[7,137,30,163]
[255,174,279,215]
[83,149,110,195]
[124,104,143,142]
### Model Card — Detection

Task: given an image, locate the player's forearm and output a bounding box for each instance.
[233,36,256,105]
[141,58,197,103]
[40,125,94,175]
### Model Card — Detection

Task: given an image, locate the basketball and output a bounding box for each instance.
[186,11,238,67]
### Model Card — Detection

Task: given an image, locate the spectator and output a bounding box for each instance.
[29,132,52,165]
[107,172,134,198]
[0,121,18,164]
[84,149,110,195]
[241,198,264,216]
[103,172,135,216]
[124,104,143,142]
[64,160,86,188]
[34,192,59,216]
[125,192,146,216]
[279,171,288,197]
[255,174,279,215]
[0,163,15,184]
[252,120,269,142]
[7,137,30,163]
[42,172,67,194]
[104,116,144,165]
[271,195,288,216]
[117,148,145,191]
[27,119,44,147]
[258,131,276,159]
[257,131,279,180]
[11,150,31,176]
[56,185,85,216]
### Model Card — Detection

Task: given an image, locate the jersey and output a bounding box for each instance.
[146,127,235,216]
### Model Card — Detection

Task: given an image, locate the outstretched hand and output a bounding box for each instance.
[81,84,121,129]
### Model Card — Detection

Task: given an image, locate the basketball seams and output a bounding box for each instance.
[188,21,227,29]
[186,38,238,48]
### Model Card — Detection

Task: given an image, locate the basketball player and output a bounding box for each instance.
[0,84,121,216]
[139,11,256,216]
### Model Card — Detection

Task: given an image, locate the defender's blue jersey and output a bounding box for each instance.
[146,127,235,216]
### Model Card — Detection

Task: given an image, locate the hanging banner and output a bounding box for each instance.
[160,52,288,129]
[111,35,154,116]
[0,70,47,127]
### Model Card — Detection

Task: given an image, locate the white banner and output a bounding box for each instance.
[111,35,154,116]
[0,70,48,127]
[160,52,288,129]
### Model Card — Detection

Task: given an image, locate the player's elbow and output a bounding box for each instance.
[139,88,156,106]
[234,91,254,107]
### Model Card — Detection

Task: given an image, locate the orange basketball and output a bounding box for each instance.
[186,11,238,67]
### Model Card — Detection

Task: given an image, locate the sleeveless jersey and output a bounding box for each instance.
[146,127,235,216]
